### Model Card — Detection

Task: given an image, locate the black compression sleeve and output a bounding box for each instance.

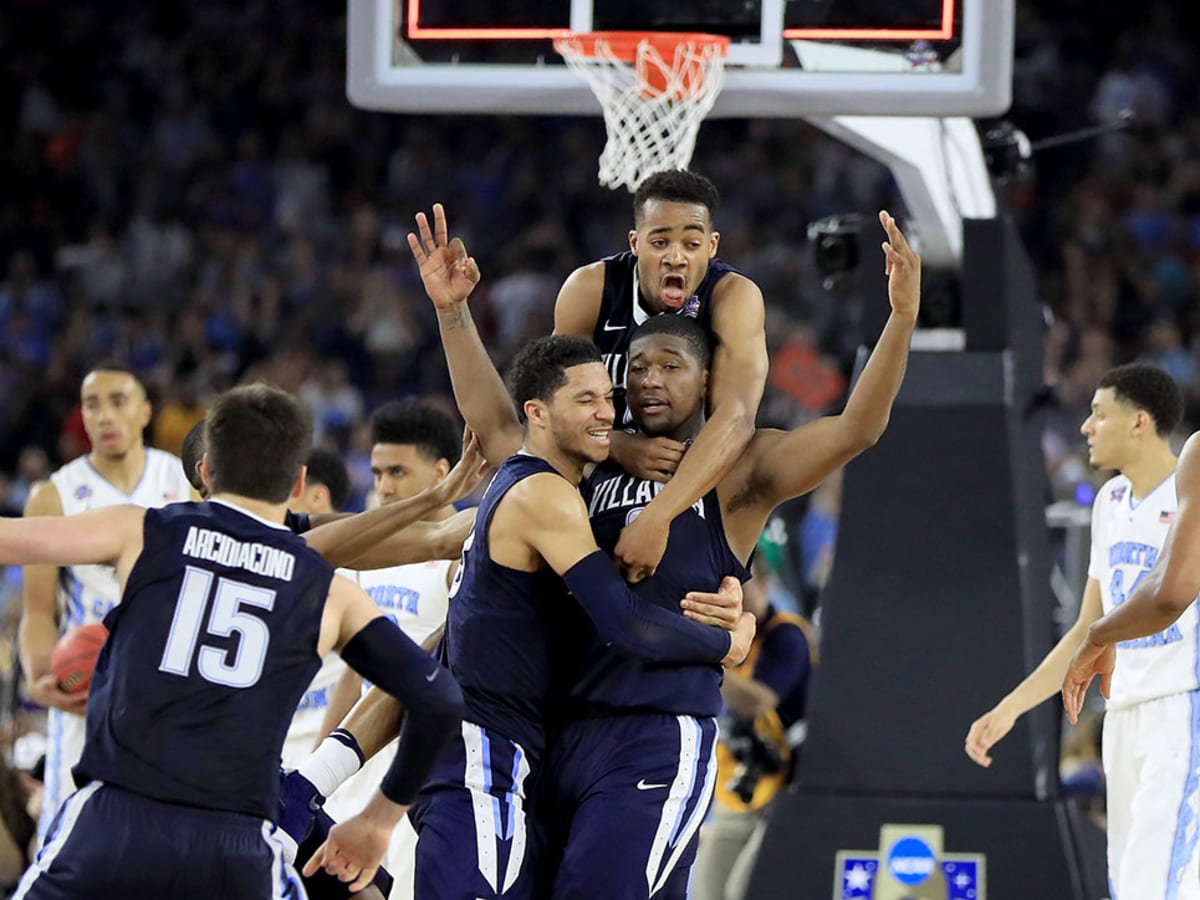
[561,550,731,664]
[340,618,464,804]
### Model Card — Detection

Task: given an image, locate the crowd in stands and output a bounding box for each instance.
[0,0,1194,746]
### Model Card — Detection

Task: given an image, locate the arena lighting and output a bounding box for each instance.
[404,0,957,43]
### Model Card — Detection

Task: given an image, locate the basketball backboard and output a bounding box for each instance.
[348,0,1013,118]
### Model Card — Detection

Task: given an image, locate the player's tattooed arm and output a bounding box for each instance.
[409,203,524,465]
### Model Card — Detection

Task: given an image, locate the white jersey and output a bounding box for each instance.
[40,448,191,841]
[323,559,452,899]
[1089,472,1198,709]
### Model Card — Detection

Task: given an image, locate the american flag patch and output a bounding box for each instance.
[1160,510,1175,524]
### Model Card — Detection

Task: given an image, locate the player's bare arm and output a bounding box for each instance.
[614,272,768,582]
[409,203,524,464]
[18,480,88,715]
[304,434,486,568]
[553,262,607,339]
[2,505,145,585]
[967,578,1103,767]
[497,473,753,667]
[1064,432,1200,721]
[720,211,920,561]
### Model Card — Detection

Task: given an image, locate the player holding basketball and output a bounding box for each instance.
[4,384,464,899]
[967,365,1198,898]
[411,204,918,897]
[1056,367,1200,898]
[553,172,769,581]
[19,363,196,843]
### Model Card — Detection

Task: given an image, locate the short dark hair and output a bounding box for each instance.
[633,170,720,226]
[506,336,602,424]
[305,447,351,510]
[630,315,713,369]
[83,361,147,399]
[205,384,312,503]
[180,420,206,492]
[369,400,461,466]
[1099,364,1183,436]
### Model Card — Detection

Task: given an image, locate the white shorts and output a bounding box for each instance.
[1104,691,1200,899]
[322,738,416,900]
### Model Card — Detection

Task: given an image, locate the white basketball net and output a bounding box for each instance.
[555,34,728,192]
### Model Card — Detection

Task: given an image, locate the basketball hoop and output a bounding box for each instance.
[554,32,730,192]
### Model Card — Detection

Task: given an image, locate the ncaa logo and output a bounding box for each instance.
[887,836,936,886]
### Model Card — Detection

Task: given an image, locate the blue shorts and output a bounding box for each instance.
[541,713,719,900]
[15,783,303,900]
[409,721,539,899]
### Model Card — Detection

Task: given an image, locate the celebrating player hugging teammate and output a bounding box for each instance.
[402,200,918,899]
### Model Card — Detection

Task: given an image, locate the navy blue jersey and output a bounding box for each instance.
[442,454,575,762]
[76,500,332,819]
[571,462,750,717]
[593,250,738,421]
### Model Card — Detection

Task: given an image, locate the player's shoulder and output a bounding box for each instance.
[24,477,63,515]
[557,259,608,299]
[1094,474,1130,510]
[504,471,584,519]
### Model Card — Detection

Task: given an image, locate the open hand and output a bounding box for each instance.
[879,210,920,320]
[408,203,480,309]
[681,576,743,629]
[1062,639,1114,724]
[964,704,1017,768]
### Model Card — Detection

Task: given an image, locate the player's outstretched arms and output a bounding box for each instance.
[505,474,753,666]
[966,578,1103,765]
[306,433,487,568]
[409,203,523,464]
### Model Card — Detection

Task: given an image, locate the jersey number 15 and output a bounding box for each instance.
[159,565,276,689]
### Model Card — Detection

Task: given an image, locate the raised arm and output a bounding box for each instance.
[408,204,523,465]
[502,474,751,666]
[614,273,767,581]
[724,212,919,550]
[1064,433,1200,720]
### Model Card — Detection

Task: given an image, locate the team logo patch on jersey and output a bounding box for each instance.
[625,507,644,526]
[74,484,93,501]
[1111,486,1126,502]
[681,296,701,319]
[1160,510,1175,524]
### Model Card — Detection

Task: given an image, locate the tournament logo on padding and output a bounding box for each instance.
[835,824,984,899]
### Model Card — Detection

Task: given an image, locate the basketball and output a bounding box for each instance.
[50,624,109,695]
